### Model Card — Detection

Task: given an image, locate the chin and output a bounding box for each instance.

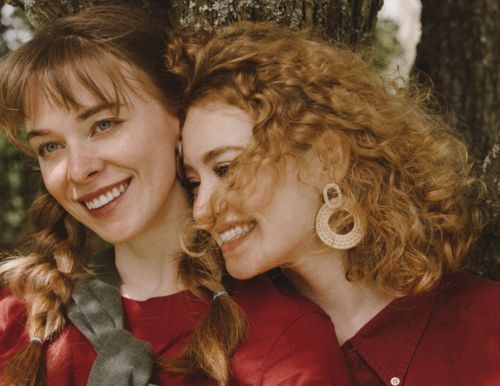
[228,270,255,280]
[94,229,135,245]
[226,261,266,280]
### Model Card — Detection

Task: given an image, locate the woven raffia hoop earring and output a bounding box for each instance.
[315,182,366,249]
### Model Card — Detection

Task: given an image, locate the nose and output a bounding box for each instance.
[192,181,215,223]
[66,143,104,184]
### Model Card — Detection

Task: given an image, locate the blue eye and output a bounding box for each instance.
[38,142,61,155]
[95,119,114,133]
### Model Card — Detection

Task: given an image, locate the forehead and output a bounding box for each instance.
[24,58,158,123]
[27,79,105,121]
[182,101,253,161]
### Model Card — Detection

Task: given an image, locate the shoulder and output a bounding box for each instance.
[437,271,500,313]
[428,272,500,334]
[0,287,26,320]
[0,288,29,366]
[431,272,500,337]
[405,272,500,382]
[231,276,334,347]
[429,272,500,352]
[231,275,328,321]
[0,287,28,338]
[229,277,351,386]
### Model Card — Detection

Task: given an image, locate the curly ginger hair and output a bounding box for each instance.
[167,21,484,297]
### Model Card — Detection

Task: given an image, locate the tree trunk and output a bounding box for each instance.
[478,132,500,279]
[416,0,500,279]
[5,0,173,28]
[7,0,382,44]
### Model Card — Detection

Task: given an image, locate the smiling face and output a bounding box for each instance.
[26,72,180,245]
[182,101,326,279]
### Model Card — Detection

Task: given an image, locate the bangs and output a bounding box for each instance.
[24,38,132,117]
[0,31,168,155]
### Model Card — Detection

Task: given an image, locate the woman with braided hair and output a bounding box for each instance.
[0,6,351,386]
[172,22,500,386]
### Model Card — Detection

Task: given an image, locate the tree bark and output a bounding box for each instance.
[477,132,500,279]
[6,0,172,28]
[416,0,500,279]
[7,0,382,44]
[417,0,499,161]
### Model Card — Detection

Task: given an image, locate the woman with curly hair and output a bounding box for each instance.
[172,22,500,385]
[0,6,351,386]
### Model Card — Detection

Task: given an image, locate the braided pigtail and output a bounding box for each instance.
[166,36,248,380]
[1,193,85,386]
[161,228,246,385]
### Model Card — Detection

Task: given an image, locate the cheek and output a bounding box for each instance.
[236,173,276,213]
[121,130,177,173]
[146,143,176,167]
[40,162,67,198]
[265,183,319,235]
[147,128,176,159]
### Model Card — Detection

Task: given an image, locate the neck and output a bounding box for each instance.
[114,182,190,301]
[287,246,395,344]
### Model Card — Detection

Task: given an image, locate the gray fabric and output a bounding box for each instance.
[66,249,156,386]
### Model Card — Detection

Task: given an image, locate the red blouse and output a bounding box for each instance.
[0,276,351,385]
[342,272,500,386]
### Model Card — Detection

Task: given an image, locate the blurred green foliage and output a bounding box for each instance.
[0,137,40,246]
[0,5,36,250]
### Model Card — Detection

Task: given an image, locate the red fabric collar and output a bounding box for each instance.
[342,283,440,384]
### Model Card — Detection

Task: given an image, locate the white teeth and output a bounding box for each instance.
[219,223,254,243]
[97,195,107,206]
[84,182,129,210]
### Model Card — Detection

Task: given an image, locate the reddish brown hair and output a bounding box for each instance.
[167,22,484,297]
[0,5,244,385]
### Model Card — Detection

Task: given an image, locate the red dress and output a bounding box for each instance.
[342,272,500,386]
[1,276,351,385]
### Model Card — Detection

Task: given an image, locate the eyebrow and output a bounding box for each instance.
[26,129,50,141]
[26,102,119,141]
[183,145,245,174]
[202,146,245,164]
[77,102,118,121]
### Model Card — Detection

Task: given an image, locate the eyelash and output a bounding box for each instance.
[34,118,122,157]
[214,163,231,177]
[185,162,232,195]
[36,142,62,156]
[92,118,121,135]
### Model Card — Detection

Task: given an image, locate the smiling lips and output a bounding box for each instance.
[82,180,130,210]
[216,221,255,245]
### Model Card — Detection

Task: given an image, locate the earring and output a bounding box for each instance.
[175,138,186,182]
[315,182,366,249]
[176,138,183,159]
